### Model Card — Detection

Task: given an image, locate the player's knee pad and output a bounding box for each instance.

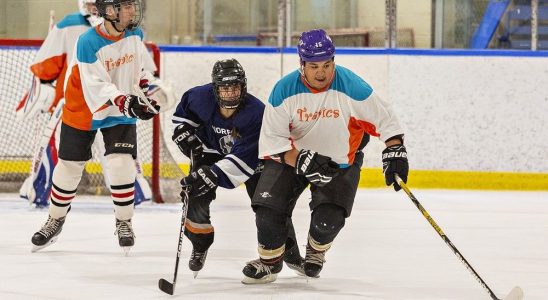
[105,153,136,185]
[255,206,288,249]
[309,204,346,244]
[52,159,86,190]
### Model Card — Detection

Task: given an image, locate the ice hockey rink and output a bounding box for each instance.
[0,188,547,300]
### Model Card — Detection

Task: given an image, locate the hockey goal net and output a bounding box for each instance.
[0,39,184,203]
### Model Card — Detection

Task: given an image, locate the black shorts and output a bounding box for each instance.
[251,151,364,218]
[58,122,137,161]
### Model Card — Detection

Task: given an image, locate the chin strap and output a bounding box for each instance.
[108,19,125,33]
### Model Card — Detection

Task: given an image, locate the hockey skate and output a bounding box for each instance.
[304,243,326,278]
[31,215,66,252]
[283,243,305,276]
[189,248,208,278]
[241,258,283,284]
[115,219,135,255]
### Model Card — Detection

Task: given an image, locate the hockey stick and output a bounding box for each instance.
[133,84,159,115]
[394,174,524,300]
[158,152,194,295]
[20,99,64,204]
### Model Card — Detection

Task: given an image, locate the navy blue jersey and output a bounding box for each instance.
[172,83,265,189]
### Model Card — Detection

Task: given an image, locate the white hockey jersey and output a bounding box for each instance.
[30,12,91,112]
[259,65,404,167]
[63,25,154,131]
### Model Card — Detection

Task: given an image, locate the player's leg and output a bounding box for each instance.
[31,123,96,252]
[100,124,139,253]
[304,151,364,277]
[242,160,304,284]
[183,153,222,276]
[245,168,308,276]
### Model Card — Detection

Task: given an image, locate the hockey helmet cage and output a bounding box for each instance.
[211,59,247,109]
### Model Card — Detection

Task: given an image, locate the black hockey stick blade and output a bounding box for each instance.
[158,278,174,295]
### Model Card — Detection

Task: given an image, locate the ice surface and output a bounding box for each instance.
[0,188,546,300]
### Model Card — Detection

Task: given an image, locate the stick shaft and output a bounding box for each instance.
[395,175,499,300]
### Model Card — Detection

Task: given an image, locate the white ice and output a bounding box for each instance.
[0,188,547,300]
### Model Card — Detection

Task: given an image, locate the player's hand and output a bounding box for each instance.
[295,149,339,187]
[115,94,160,120]
[382,145,408,191]
[180,166,218,198]
[172,123,204,158]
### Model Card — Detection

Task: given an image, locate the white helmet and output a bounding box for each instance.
[78,0,102,26]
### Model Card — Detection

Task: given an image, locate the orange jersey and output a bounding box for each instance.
[30,12,91,112]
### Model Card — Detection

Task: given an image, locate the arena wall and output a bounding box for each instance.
[161,47,548,190]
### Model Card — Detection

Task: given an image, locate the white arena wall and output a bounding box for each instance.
[161,47,548,180]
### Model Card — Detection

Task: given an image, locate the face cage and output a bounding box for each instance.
[107,0,143,31]
[214,82,245,109]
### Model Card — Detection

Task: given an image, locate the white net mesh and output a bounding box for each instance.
[0,40,184,203]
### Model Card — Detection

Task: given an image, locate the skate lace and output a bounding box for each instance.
[191,249,207,262]
[306,246,326,265]
[115,220,135,238]
[39,217,62,238]
[246,259,273,275]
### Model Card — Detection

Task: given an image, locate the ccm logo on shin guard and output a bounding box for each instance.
[114,143,135,148]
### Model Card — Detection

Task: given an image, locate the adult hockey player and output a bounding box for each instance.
[241,29,408,284]
[30,0,160,254]
[172,59,304,277]
[19,0,152,207]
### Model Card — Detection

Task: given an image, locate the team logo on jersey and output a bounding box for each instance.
[296,107,340,122]
[104,53,135,72]
[219,135,234,154]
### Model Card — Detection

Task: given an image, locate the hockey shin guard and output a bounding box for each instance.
[309,203,346,245]
[106,154,137,221]
[48,159,85,219]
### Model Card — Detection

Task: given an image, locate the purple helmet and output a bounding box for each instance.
[297,29,335,62]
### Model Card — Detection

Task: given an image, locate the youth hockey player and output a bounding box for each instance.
[19,0,152,207]
[172,59,304,277]
[30,0,160,254]
[241,29,409,283]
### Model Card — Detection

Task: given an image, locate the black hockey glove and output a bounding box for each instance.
[172,123,204,158]
[180,165,219,198]
[295,149,339,187]
[115,94,160,120]
[382,145,408,191]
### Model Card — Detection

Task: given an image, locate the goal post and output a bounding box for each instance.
[0,39,183,203]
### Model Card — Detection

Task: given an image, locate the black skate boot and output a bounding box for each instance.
[31,215,66,252]
[304,243,327,278]
[241,258,283,284]
[284,243,305,276]
[189,248,208,278]
[115,219,135,255]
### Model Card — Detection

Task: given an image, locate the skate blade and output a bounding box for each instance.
[122,246,132,256]
[31,236,59,253]
[241,273,277,285]
[285,263,305,277]
[305,274,320,283]
[193,271,199,279]
[503,286,524,300]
